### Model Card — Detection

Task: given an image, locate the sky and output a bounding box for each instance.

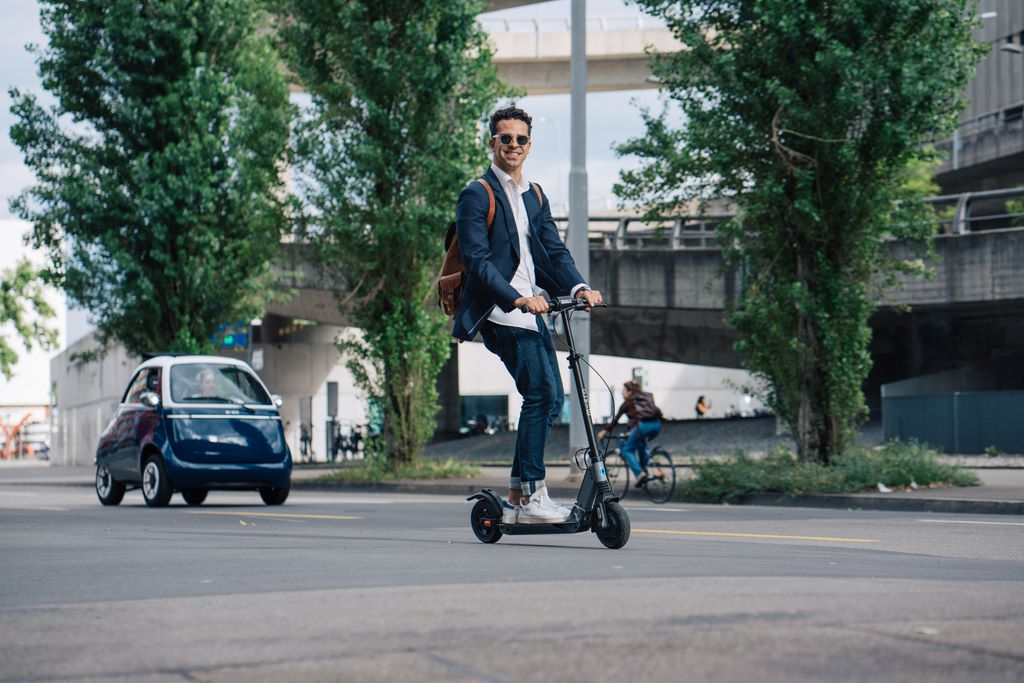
[0,0,671,405]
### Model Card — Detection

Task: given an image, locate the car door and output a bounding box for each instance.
[128,368,163,480]
[111,369,157,480]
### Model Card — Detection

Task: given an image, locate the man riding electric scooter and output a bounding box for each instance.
[451,106,601,524]
[453,107,629,549]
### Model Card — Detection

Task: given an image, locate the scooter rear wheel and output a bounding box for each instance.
[470,499,503,543]
[595,500,630,549]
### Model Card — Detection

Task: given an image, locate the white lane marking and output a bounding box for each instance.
[0,491,38,497]
[916,519,1024,527]
[622,506,688,512]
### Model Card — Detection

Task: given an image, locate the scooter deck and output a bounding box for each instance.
[499,520,588,535]
[499,507,590,534]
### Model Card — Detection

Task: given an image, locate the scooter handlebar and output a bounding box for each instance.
[518,296,608,314]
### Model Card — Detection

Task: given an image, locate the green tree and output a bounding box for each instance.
[0,260,57,379]
[617,0,985,463]
[277,0,508,464]
[9,0,293,356]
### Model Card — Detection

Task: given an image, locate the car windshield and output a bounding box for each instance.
[170,364,272,405]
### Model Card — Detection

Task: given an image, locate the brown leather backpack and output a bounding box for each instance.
[437,178,541,316]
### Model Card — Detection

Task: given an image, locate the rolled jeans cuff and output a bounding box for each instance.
[509,477,544,496]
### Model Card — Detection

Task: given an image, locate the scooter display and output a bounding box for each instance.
[467,296,630,550]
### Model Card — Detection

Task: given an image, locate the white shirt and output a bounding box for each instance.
[487,163,547,331]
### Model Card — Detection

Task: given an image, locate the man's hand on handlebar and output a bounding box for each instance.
[514,295,550,314]
[517,291,608,314]
[575,288,603,312]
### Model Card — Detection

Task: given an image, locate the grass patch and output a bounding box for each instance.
[678,441,980,502]
[314,457,480,484]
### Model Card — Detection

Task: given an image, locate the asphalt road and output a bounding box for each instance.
[1,485,1022,683]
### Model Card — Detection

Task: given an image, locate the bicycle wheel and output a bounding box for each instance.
[643,448,676,504]
[603,451,630,500]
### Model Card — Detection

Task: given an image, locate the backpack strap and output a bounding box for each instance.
[529,181,542,208]
[475,178,495,229]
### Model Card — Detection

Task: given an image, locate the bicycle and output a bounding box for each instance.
[602,432,676,504]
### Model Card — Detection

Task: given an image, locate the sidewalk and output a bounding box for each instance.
[5,461,1021,515]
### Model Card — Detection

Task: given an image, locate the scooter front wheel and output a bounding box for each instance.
[470,499,503,543]
[595,500,630,549]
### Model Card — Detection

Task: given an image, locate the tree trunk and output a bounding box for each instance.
[795,253,828,465]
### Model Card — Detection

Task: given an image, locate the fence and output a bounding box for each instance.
[882,391,1024,454]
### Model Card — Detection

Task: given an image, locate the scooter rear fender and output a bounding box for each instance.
[466,488,504,514]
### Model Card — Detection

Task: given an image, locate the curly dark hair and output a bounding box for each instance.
[489,106,532,136]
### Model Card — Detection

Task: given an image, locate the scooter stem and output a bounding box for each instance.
[559,309,607,487]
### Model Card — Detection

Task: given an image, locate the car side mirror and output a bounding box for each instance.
[271,394,283,407]
[140,392,160,408]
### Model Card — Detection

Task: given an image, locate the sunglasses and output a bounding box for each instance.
[492,133,531,146]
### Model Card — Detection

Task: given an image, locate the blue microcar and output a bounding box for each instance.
[94,355,292,507]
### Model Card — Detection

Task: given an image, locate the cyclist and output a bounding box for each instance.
[597,381,664,486]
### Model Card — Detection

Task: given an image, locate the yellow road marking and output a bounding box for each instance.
[633,528,879,543]
[189,511,362,521]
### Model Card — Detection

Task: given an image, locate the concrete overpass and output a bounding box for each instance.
[481,14,678,94]
[270,190,1024,403]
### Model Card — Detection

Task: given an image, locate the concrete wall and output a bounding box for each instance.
[883,230,1024,307]
[49,336,137,466]
[587,228,1024,313]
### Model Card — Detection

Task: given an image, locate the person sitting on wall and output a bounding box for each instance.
[695,395,710,419]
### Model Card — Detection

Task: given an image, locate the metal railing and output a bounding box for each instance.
[933,99,1024,171]
[551,215,730,249]
[924,186,1024,235]
[550,187,1024,249]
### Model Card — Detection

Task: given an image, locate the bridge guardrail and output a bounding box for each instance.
[553,187,1024,249]
[551,215,731,249]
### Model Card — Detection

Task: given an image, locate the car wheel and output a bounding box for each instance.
[141,456,173,507]
[259,482,290,505]
[95,464,125,506]
[181,488,208,506]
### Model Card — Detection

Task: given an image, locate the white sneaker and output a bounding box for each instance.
[517,488,570,524]
[501,501,518,524]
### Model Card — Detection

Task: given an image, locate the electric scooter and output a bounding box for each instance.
[467,296,630,549]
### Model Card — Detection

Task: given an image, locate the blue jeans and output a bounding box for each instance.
[621,419,662,476]
[480,319,563,496]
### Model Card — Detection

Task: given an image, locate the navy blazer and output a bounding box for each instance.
[452,167,585,341]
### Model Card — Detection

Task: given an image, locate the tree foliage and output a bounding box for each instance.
[9,0,293,356]
[277,0,508,464]
[617,0,985,463]
[0,260,57,379]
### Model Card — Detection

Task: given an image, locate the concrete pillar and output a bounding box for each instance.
[434,344,461,440]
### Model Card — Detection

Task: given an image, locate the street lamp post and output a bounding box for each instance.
[567,0,590,465]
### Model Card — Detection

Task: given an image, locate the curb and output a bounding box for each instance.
[293,480,1023,515]
[293,481,581,499]
[724,493,1024,516]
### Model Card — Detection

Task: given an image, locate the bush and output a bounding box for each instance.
[678,441,979,501]
[314,457,480,484]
